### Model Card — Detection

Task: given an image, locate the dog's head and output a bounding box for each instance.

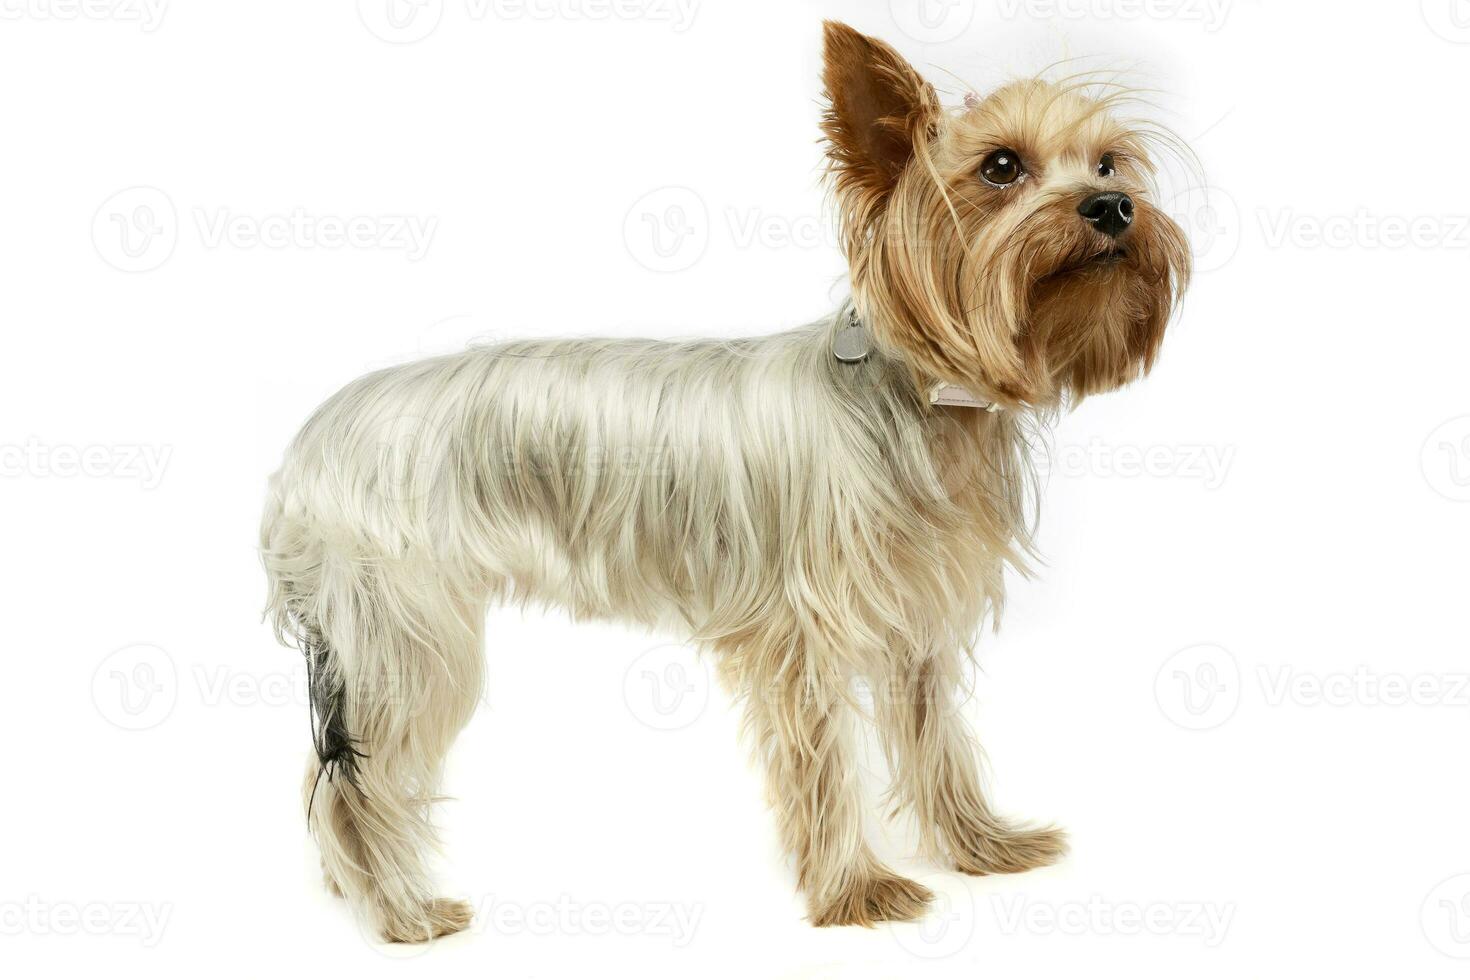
[820,21,1190,406]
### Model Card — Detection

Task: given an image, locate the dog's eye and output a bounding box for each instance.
[1097,153,1116,178]
[979,149,1023,187]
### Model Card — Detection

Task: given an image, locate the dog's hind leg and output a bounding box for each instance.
[723,631,933,927]
[876,652,1066,876]
[298,556,485,943]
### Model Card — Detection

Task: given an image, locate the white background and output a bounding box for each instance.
[2,1,1468,977]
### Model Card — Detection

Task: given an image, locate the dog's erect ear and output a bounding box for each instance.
[820,21,940,204]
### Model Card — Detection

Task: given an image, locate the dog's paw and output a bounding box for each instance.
[952,823,1068,876]
[380,898,474,943]
[809,870,934,927]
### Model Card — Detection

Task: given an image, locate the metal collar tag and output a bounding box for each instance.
[833,311,997,411]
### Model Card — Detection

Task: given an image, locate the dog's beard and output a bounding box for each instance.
[1012,200,1191,401]
[855,182,1189,409]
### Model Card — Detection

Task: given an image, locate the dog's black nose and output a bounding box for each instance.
[1077,191,1134,238]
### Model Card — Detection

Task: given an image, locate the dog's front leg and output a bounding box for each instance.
[877,654,1067,876]
[728,638,933,927]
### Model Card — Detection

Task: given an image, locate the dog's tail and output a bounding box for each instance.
[300,628,365,815]
[259,475,366,816]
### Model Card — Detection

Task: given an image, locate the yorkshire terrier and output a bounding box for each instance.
[261,21,1190,942]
